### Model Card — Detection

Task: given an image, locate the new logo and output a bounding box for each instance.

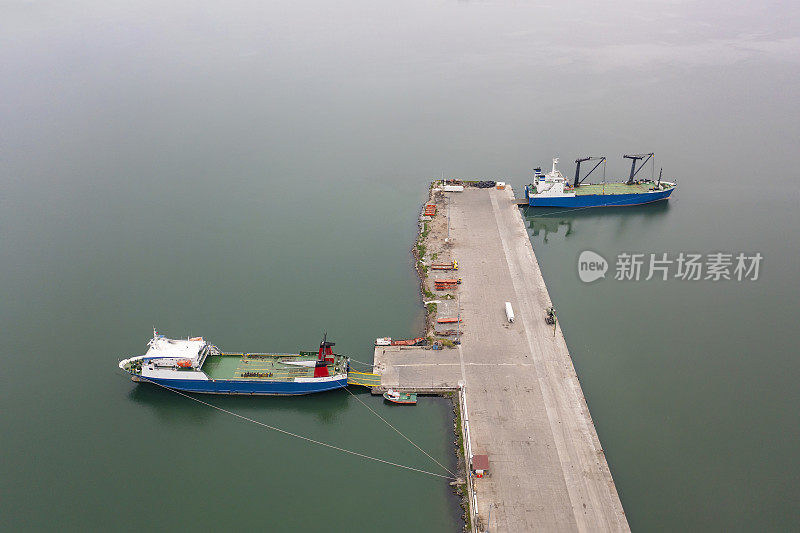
[578,250,608,283]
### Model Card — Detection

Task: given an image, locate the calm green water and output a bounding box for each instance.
[2,0,799,531]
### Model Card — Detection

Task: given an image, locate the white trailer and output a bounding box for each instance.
[505,302,515,323]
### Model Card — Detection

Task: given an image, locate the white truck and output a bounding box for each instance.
[505,302,515,323]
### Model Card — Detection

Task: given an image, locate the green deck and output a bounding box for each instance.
[572,182,674,195]
[202,353,347,381]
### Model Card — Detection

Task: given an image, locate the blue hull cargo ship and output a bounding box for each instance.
[118,331,349,395]
[525,153,676,208]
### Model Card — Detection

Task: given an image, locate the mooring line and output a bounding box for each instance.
[347,357,374,366]
[343,386,457,478]
[140,377,455,481]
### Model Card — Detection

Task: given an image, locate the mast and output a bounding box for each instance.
[318,332,335,361]
[314,332,336,378]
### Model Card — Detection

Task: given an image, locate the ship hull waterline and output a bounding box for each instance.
[525,186,674,208]
[131,375,349,395]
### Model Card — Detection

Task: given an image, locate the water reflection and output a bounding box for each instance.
[527,216,574,242]
[524,201,671,242]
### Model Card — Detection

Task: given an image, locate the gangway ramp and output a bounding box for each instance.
[347,371,381,387]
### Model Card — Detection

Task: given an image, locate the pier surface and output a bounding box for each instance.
[375,187,629,532]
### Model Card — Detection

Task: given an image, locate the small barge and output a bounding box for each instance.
[118,331,349,395]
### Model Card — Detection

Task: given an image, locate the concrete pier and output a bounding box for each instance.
[375,186,629,532]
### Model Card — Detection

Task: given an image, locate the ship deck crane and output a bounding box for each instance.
[623,153,654,184]
[573,156,606,188]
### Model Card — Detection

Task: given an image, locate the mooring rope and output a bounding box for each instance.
[347,358,374,366]
[336,357,455,477]
[140,377,456,481]
[343,386,457,478]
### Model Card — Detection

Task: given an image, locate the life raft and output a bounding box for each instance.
[177,359,193,368]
